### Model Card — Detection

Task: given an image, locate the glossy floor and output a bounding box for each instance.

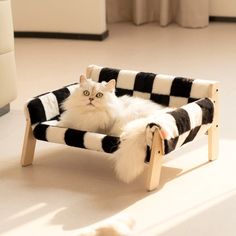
[0,22,236,236]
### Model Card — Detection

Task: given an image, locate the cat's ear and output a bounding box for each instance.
[79,74,87,84]
[105,79,116,92]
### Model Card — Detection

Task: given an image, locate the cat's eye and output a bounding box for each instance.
[83,90,90,96]
[96,92,103,98]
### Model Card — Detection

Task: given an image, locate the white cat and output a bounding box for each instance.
[58,75,120,133]
[58,75,168,183]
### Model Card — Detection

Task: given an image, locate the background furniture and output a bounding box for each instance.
[11,0,108,40]
[0,0,17,116]
[210,0,236,17]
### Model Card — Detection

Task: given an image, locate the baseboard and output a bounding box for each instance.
[210,16,236,22]
[0,104,10,117]
[14,30,109,41]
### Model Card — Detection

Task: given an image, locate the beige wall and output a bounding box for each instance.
[11,0,107,34]
[210,0,236,16]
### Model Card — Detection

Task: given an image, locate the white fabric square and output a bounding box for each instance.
[116,70,137,90]
[150,113,179,139]
[190,79,212,98]
[46,126,66,144]
[175,131,191,149]
[39,93,60,120]
[90,65,102,82]
[182,103,203,129]
[43,120,59,126]
[67,84,79,94]
[152,74,175,95]
[83,132,104,152]
[133,91,151,100]
[169,96,188,108]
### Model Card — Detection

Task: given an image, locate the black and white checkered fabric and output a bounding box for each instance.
[87,65,215,107]
[145,97,214,161]
[25,65,215,161]
[26,83,120,154]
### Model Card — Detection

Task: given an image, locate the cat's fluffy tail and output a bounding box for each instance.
[114,118,150,183]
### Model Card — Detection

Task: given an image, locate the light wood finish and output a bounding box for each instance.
[86,65,94,78]
[146,130,163,191]
[208,82,220,161]
[21,116,36,167]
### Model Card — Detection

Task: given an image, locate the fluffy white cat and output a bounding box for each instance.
[58,75,167,183]
[59,75,120,133]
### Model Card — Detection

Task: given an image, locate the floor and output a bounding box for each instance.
[1,22,236,236]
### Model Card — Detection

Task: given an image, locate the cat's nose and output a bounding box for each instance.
[89,98,94,101]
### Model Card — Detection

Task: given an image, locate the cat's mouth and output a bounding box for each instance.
[87,102,95,107]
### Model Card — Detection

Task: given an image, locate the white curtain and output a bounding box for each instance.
[107,0,209,28]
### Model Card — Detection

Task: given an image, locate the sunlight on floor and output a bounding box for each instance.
[1,22,236,236]
[8,203,47,220]
[139,189,236,236]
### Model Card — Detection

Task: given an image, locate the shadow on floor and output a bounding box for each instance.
[0,145,183,233]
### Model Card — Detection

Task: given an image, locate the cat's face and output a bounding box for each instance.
[73,75,116,111]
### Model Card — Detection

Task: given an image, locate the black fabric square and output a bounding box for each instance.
[49,115,60,121]
[102,136,120,153]
[196,98,214,124]
[170,77,194,98]
[147,123,161,129]
[145,146,151,163]
[99,67,120,83]
[168,108,191,135]
[53,87,71,114]
[150,93,170,106]
[27,98,46,125]
[164,137,179,154]
[115,88,133,97]
[133,72,156,93]
[33,124,49,141]
[183,126,201,145]
[64,129,86,148]
[188,97,199,104]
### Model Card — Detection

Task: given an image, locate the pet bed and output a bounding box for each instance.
[21,65,219,191]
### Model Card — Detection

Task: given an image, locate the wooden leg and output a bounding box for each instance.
[208,83,219,161]
[21,121,36,167]
[208,124,219,161]
[146,131,163,191]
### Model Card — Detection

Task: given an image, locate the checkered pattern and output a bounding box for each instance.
[33,121,120,154]
[26,83,120,153]
[87,65,215,107]
[25,65,215,161]
[27,83,78,125]
[145,97,214,160]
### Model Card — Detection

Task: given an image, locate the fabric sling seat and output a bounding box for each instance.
[21,65,219,191]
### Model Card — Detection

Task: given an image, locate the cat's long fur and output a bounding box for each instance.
[58,75,120,133]
[58,75,167,183]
